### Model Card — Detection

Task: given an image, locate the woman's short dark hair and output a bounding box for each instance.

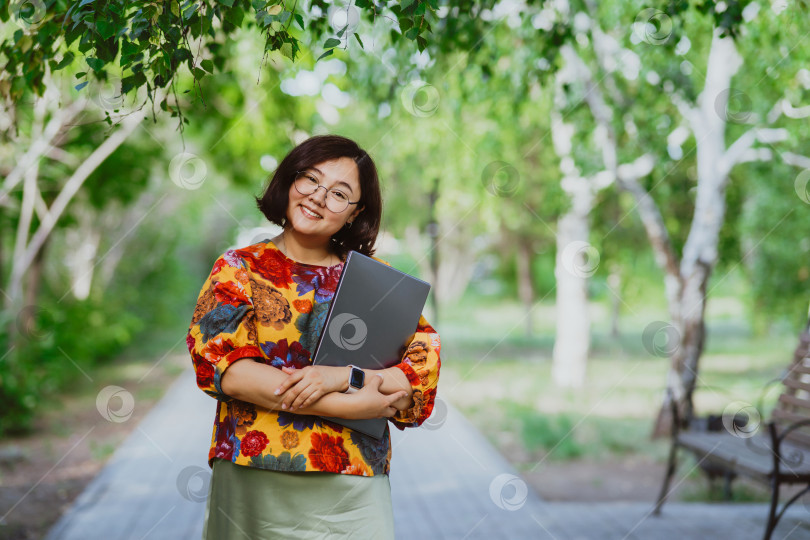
[255,134,382,259]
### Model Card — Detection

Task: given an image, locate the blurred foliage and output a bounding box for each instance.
[3,0,810,434]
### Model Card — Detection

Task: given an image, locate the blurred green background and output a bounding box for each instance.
[1,2,809,508]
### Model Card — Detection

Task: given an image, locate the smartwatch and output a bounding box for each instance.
[345,365,365,394]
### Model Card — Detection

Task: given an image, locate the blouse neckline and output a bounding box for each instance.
[266,239,345,270]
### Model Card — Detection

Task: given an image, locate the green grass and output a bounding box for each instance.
[437,292,799,501]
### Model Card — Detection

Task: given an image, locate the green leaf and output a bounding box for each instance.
[219,0,236,7]
[280,42,293,60]
[75,80,89,91]
[79,0,95,7]
[317,49,334,61]
[75,71,87,78]
[182,2,199,19]
[170,0,179,17]
[192,67,205,80]
[54,52,75,70]
[294,13,304,30]
[96,19,115,40]
[353,32,364,49]
[200,59,214,73]
[401,0,415,10]
[86,57,105,72]
[323,37,341,48]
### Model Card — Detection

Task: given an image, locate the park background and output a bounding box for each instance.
[1,0,809,538]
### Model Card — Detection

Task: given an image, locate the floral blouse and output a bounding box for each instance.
[186,240,441,476]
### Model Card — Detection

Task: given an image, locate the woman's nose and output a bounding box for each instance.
[308,186,328,205]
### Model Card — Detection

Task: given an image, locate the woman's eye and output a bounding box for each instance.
[305,175,318,184]
[331,191,348,201]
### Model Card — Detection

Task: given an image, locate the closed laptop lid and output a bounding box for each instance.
[311,250,431,439]
[312,250,431,370]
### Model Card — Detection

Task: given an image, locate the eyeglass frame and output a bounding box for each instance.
[292,170,361,214]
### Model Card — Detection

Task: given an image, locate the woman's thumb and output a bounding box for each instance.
[368,373,384,388]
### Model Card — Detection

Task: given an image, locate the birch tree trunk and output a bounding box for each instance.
[650,30,742,435]
[552,206,592,387]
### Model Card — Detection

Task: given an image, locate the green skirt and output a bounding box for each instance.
[203,459,395,539]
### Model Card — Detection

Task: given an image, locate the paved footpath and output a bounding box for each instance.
[46,369,810,539]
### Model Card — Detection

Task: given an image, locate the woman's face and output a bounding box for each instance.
[286,157,363,242]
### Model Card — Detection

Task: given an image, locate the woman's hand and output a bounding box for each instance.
[347,374,409,420]
[274,365,347,411]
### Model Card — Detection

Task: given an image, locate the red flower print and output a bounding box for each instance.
[194,355,215,388]
[241,430,269,457]
[211,257,228,277]
[213,417,235,460]
[309,433,350,473]
[395,362,421,386]
[293,299,312,313]
[242,248,294,288]
[421,387,438,421]
[214,279,250,306]
[264,339,311,369]
[186,333,196,352]
[203,336,237,364]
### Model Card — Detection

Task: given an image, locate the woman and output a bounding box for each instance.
[186,134,441,539]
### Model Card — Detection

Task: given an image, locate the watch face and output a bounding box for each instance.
[350,367,364,389]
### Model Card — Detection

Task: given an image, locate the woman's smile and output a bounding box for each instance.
[299,204,324,220]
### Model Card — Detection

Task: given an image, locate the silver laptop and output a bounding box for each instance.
[311,250,431,439]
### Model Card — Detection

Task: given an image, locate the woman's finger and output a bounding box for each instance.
[275,369,304,396]
[281,381,307,409]
[386,391,408,405]
[292,386,318,410]
[299,389,322,410]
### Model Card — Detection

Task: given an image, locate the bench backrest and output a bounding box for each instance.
[771,321,810,448]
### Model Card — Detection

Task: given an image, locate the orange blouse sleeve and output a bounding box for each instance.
[186,250,264,402]
[369,255,442,430]
[388,313,441,430]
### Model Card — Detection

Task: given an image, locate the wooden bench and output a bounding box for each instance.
[654,319,810,540]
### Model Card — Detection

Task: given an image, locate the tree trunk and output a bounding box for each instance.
[651,30,740,437]
[608,268,621,339]
[552,208,592,388]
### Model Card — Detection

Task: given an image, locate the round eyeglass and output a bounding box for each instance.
[293,170,360,213]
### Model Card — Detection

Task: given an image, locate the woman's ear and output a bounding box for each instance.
[350,205,364,221]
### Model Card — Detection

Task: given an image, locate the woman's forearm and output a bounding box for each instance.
[221,358,353,417]
[221,358,404,419]
[362,366,414,410]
